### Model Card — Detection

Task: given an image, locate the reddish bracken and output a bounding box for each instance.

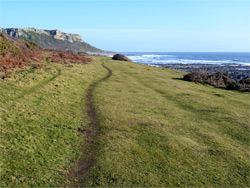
[0,33,45,74]
[0,51,46,80]
[46,50,92,64]
[0,33,92,78]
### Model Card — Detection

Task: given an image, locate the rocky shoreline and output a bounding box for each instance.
[155,63,250,81]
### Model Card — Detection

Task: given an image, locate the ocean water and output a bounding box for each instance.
[121,52,250,66]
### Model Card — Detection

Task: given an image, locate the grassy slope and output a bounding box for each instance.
[89,57,249,187]
[0,59,106,187]
[0,56,249,187]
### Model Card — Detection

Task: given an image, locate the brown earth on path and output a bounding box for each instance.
[70,62,112,185]
[1,31,107,184]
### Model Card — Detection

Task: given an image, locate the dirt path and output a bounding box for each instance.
[71,62,112,184]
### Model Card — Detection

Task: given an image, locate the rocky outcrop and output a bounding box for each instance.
[78,52,89,56]
[112,54,131,61]
[2,28,82,43]
[46,29,82,42]
[1,28,113,54]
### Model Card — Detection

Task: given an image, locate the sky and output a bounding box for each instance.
[0,0,249,52]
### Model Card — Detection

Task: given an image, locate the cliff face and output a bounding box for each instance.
[1,28,111,54]
[2,28,82,43]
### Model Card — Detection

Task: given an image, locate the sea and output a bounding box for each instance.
[121,52,250,66]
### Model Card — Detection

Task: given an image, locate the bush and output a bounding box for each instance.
[183,71,226,87]
[244,78,250,85]
[23,40,40,50]
[226,81,241,90]
[184,71,250,92]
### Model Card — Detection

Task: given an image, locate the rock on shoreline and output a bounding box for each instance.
[156,63,250,82]
[112,54,131,61]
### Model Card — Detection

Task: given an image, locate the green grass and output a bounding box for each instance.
[88,57,249,187]
[0,59,106,187]
[0,56,249,187]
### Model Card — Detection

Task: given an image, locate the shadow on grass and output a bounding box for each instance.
[172,77,183,81]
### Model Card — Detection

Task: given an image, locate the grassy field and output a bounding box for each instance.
[0,56,249,187]
[0,59,107,187]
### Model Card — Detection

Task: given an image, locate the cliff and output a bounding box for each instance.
[3,28,82,43]
[2,28,112,54]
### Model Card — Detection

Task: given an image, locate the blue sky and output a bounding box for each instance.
[1,0,249,52]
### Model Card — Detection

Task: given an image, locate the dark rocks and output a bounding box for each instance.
[183,70,250,92]
[157,63,250,82]
[78,52,89,56]
[112,54,131,61]
[183,71,227,87]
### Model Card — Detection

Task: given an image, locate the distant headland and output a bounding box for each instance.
[0,27,114,55]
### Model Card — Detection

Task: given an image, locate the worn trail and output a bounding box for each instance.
[4,67,61,103]
[71,62,112,184]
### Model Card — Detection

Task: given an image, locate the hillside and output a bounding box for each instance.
[1,28,112,54]
[0,32,92,78]
[0,55,249,187]
[0,32,44,74]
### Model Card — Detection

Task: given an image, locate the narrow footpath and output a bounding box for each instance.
[71,62,112,185]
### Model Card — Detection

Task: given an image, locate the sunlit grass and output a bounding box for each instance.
[0,56,249,187]
[0,59,106,187]
[88,57,250,187]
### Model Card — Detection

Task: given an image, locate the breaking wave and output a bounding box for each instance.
[123,52,250,66]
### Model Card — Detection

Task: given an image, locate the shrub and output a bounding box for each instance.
[0,34,22,56]
[23,40,40,50]
[183,71,226,87]
[46,50,92,64]
[184,71,250,92]
[226,81,241,90]
[244,78,250,85]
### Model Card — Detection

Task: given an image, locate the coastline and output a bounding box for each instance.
[123,52,250,82]
[154,63,250,81]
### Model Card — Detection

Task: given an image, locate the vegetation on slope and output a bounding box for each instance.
[0,34,22,56]
[0,60,106,187]
[88,57,249,187]
[0,56,249,187]
[16,30,105,53]
[0,33,92,79]
[0,33,44,76]
[183,71,250,92]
